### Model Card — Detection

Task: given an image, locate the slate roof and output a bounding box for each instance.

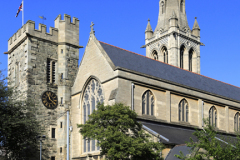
[99,41,240,102]
[140,121,197,145]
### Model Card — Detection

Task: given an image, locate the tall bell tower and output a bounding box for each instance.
[144,0,203,74]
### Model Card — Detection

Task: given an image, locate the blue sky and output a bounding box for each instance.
[1,0,240,87]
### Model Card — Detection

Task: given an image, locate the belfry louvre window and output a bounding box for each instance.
[82,79,104,153]
[162,47,168,63]
[142,90,155,116]
[180,46,185,69]
[234,112,240,131]
[189,49,193,71]
[152,50,158,60]
[47,59,56,83]
[179,99,189,122]
[209,106,217,127]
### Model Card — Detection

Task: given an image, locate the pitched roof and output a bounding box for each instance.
[99,41,240,102]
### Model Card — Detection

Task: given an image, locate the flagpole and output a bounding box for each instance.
[22,0,24,26]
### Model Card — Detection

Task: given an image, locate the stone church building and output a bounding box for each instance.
[5,0,240,159]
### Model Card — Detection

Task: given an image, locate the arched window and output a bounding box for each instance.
[162,47,168,63]
[152,50,158,60]
[180,46,185,69]
[180,0,184,12]
[179,99,189,122]
[83,79,104,153]
[142,90,155,116]
[209,106,217,127]
[161,1,165,14]
[189,49,194,71]
[234,112,240,131]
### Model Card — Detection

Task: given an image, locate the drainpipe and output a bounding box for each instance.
[131,83,135,110]
[202,101,204,127]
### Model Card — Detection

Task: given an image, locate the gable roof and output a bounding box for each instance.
[99,41,240,102]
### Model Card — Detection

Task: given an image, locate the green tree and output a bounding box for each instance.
[0,71,43,159]
[78,103,164,160]
[175,120,240,160]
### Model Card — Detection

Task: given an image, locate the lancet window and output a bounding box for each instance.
[162,47,168,63]
[180,0,184,12]
[209,106,217,127]
[142,90,155,116]
[161,1,165,14]
[152,50,158,60]
[179,99,189,122]
[180,46,185,69]
[83,79,104,153]
[234,112,240,131]
[189,49,193,71]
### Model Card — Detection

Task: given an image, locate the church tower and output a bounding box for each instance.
[6,14,82,159]
[144,0,203,74]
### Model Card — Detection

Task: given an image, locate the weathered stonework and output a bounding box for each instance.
[7,14,81,160]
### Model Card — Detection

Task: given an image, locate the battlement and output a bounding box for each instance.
[54,14,79,27]
[8,14,79,53]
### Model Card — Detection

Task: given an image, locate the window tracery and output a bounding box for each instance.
[83,79,104,153]
[162,47,168,63]
[152,50,158,60]
[142,90,154,116]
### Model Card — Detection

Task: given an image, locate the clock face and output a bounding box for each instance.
[42,91,58,109]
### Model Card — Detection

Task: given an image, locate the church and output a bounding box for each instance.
[5,0,240,159]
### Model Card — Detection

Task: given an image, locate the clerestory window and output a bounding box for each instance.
[209,106,217,127]
[83,79,104,153]
[179,99,189,122]
[234,112,240,131]
[47,59,56,84]
[142,90,155,116]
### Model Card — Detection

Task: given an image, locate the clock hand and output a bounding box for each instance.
[48,96,56,105]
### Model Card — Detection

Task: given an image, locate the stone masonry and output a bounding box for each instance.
[6,14,82,160]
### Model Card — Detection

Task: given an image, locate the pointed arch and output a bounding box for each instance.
[161,46,168,63]
[180,45,185,69]
[178,99,189,122]
[152,50,158,60]
[234,112,240,131]
[81,77,104,153]
[142,90,155,116]
[209,106,217,127]
[189,48,194,71]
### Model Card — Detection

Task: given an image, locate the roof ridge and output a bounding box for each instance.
[99,41,240,90]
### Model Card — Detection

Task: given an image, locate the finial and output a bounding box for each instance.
[195,17,197,19]
[148,18,150,22]
[90,22,95,35]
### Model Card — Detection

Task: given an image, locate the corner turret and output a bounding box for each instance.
[145,19,153,40]
[192,17,200,37]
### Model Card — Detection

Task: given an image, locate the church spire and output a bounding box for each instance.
[155,0,190,33]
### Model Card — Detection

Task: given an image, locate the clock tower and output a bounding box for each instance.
[6,14,82,160]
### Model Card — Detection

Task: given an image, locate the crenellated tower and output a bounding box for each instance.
[6,14,83,160]
[143,0,203,74]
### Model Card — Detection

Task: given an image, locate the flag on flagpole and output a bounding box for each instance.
[16,2,23,17]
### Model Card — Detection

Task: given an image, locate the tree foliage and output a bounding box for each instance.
[175,120,240,160]
[0,72,42,159]
[78,103,164,160]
